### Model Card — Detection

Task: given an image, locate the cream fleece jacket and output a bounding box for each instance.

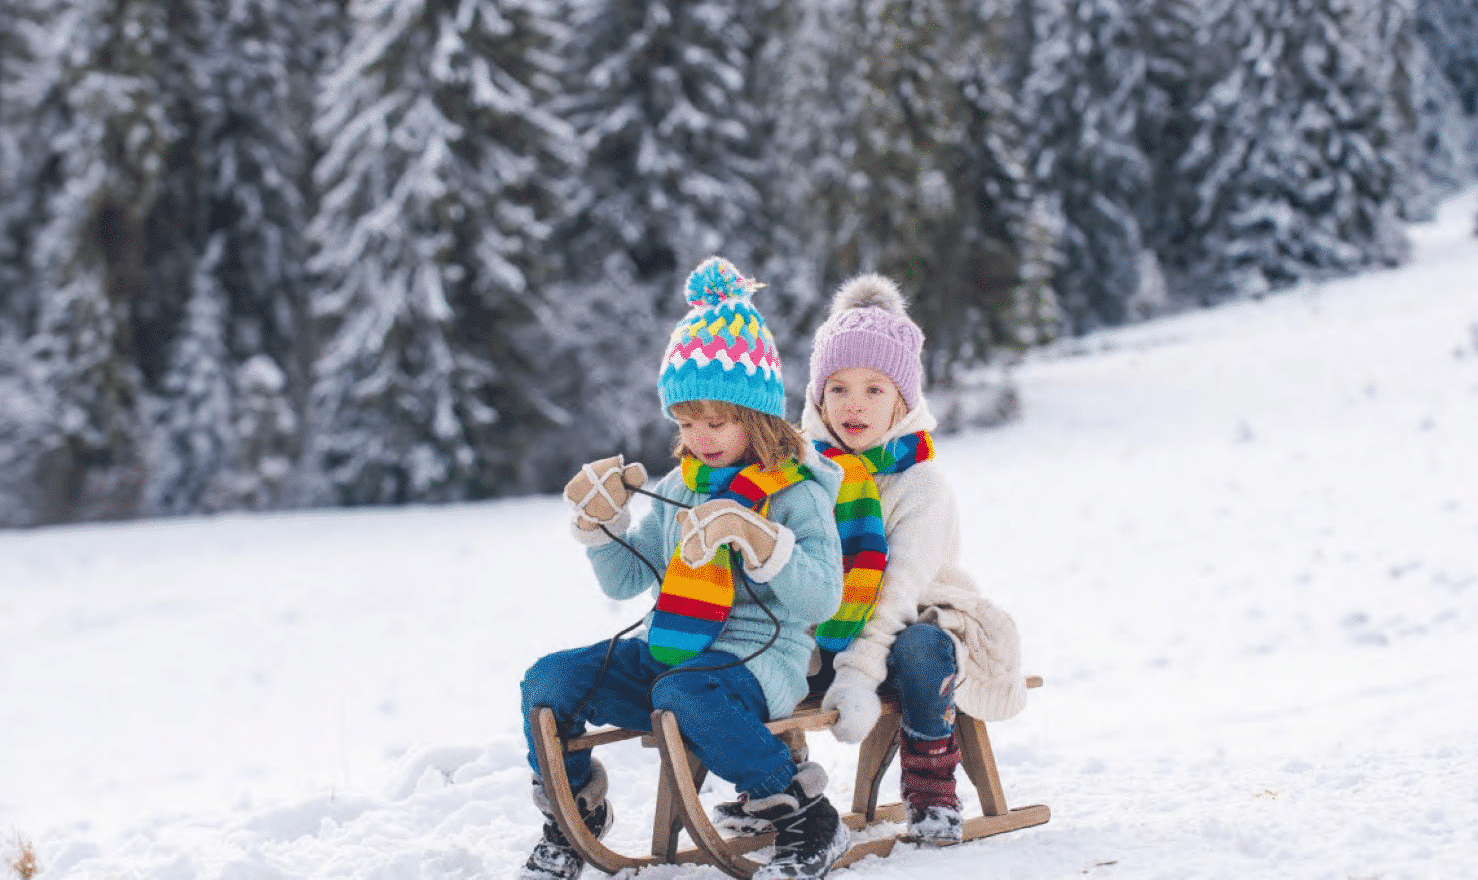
[802,398,1027,722]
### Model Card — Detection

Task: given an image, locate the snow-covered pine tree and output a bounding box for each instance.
[305,0,580,505]
[10,0,212,524]
[0,0,51,525]
[139,0,325,514]
[763,0,857,335]
[145,239,233,515]
[0,0,68,348]
[218,353,300,509]
[1416,0,1478,117]
[147,241,297,515]
[782,0,1044,381]
[953,1,1063,362]
[2,2,104,526]
[1132,0,1210,305]
[1174,0,1409,300]
[556,0,776,286]
[1,2,34,315]
[741,0,830,368]
[1413,0,1478,236]
[539,0,784,475]
[1017,0,1166,333]
[1362,0,1474,221]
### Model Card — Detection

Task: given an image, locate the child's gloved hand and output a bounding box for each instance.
[676,499,789,576]
[822,669,883,743]
[564,455,646,531]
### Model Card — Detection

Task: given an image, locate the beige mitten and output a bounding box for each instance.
[676,499,790,578]
[564,455,647,530]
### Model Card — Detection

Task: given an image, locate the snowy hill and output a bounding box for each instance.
[3,189,1476,879]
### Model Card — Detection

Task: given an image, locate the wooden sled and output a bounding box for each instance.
[529,676,1048,878]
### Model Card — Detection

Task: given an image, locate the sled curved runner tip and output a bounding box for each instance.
[530,706,717,873]
[529,676,1049,878]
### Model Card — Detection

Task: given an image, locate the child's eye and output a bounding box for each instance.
[707,421,726,430]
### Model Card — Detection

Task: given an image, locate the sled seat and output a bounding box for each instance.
[529,676,1048,879]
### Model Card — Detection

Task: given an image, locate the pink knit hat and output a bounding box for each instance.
[807,273,925,410]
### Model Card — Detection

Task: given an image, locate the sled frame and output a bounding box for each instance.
[529,677,1047,878]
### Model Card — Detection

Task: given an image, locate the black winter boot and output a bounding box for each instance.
[741,762,850,880]
[711,738,808,835]
[713,794,775,835]
[899,732,963,846]
[521,761,614,880]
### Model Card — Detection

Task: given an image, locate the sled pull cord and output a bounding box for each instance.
[568,473,782,704]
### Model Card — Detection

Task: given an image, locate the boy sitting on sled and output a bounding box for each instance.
[519,257,849,880]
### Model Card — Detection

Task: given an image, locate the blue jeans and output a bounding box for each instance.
[887,622,958,740]
[521,638,796,799]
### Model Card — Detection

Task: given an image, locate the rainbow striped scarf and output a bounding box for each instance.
[812,431,935,652]
[646,457,815,666]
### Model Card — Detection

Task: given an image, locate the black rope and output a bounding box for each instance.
[625,483,686,507]
[562,475,785,728]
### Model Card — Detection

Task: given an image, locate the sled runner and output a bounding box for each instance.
[528,676,1048,878]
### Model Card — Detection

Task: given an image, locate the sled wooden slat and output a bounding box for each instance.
[561,726,645,751]
[530,676,1049,878]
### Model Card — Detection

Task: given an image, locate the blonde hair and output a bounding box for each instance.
[670,400,806,471]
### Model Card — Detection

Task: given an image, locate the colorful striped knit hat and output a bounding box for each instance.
[658,257,785,418]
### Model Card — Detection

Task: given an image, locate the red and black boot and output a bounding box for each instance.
[899,731,963,846]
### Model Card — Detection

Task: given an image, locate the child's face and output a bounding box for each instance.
[822,366,902,452]
[675,402,752,469]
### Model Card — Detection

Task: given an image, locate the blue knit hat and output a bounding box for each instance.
[658,257,785,419]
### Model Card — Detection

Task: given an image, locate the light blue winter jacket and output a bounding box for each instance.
[585,447,843,720]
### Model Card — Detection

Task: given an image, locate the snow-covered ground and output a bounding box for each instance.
[3,189,1476,879]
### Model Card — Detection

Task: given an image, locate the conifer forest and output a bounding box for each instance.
[1,0,1475,527]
